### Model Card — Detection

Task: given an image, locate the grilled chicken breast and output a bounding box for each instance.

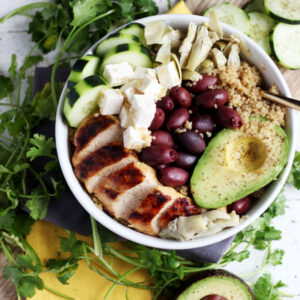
[94,162,160,220]
[128,186,197,236]
[72,113,123,167]
[74,143,138,192]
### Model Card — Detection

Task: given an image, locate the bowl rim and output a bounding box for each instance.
[55,14,296,250]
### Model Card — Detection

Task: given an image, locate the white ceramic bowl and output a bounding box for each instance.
[56,14,296,250]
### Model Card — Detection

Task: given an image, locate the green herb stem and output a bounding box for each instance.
[90,216,103,257]
[104,267,140,300]
[0,2,56,23]
[43,285,75,300]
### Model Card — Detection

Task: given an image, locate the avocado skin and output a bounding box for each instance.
[176,269,254,300]
[190,117,289,208]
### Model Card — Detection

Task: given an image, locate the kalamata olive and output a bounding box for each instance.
[216,106,243,128]
[192,114,215,133]
[230,196,251,215]
[140,145,178,166]
[165,107,190,131]
[156,96,174,111]
[175,152,198,169]
[194,89,228,109]
[150,108,165,131]
[155,164,167,171]
[152,130,175,148]
[158,166,189,187]
[177,131,206,155]
[170,86,192,107]
[201,295,227,300]
[184,75,218,93]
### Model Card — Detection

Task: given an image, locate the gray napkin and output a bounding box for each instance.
[31,67,235,263]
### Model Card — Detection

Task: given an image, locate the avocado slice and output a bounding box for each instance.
[177,269,254,300]
[191,117,289,208]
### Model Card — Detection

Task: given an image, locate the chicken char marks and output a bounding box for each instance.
[128,186,200,236]
[72,113,201,237]
[72,114,123,167]
[74,143,137,192]
[94,162,160,220]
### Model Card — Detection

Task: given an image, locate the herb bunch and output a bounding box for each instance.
[0,0,298,299]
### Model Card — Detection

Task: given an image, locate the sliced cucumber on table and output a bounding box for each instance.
[68,55,100,89]
[271,23,300,69]
[248,12,276,54]
[265,0,300,24]
[99,43,152,73]
[64,75,107,127]
[204,3,250,35]
[244,0,265,13]
[95,33,141,57]
[119,22,146,45]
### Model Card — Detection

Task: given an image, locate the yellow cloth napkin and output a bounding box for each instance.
[27,2,192,299]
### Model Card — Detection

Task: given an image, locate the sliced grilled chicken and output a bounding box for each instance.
[128,186,195,236]
[158,197,201,230]
[72,113,123,167]
[94,162,160,220]
[74,144,137,192]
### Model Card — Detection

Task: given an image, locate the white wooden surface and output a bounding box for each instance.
[0,0,299,298]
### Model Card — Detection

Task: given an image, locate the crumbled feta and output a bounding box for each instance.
[130,94,156,128]
[103,62,134,87]
[119,105,132,128]
[155,61,180,89]
[99,88,124,115]
[123,126,152,152]
[134,67,157,81]
[135,76,166,102]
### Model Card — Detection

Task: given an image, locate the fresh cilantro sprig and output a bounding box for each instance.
[287,151,300,189]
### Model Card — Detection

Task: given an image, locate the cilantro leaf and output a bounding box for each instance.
[254,273,286,300]
[16,254,43,273]
[25,191,50,220]
[71,0,109,27]
[59,231,83,258]
[46,258,79,284]
[268,249,284,266]
[133,0,158,16]
[0,75,14,100]
[287,151,300,189]
[26,134,56,161]
[32,82,64,121]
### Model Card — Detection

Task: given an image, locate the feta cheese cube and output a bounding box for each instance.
[119,105,132,128]
[134,67,157,81]
[103,62,134,87]
[99,88,124,115]
[135,76,166,102]
[156,61,180,89]
[130,94,156,128]
[123,126,152,152]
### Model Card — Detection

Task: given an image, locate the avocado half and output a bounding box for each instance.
[177,269,254,300]
[190,116,289,208]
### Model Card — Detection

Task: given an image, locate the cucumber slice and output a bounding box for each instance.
[248,12,276,54]
[204,3,250,35]
[244,0,265,13]
[265,0,300,24]
[95,33,141,57]
[68,55,100,89]
[63,75,107,127]
[120,22,146,45]
[99,43,152,74]
[271,23,300,69]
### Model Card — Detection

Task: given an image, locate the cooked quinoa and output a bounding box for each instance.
[214,61,287,126]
